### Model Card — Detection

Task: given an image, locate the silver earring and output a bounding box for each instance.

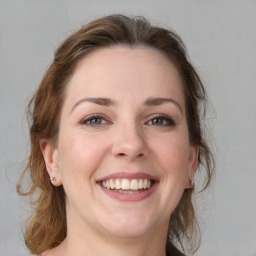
[50,177,56,181]
[190,177,194,187]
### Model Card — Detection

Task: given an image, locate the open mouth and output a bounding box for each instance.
[100,178,155,194]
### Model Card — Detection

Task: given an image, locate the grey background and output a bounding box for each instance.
[0,1,255,255]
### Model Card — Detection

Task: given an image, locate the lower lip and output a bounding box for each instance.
[99,183,158,202]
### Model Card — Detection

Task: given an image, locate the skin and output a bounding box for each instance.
[41,46,198,256]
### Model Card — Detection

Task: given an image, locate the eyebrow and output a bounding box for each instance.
[70,97,115,113]
[70,97,182,114]
[144,97,183,113]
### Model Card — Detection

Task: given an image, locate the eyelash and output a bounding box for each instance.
[80,114,175,127]
[146,115,175,127]
[80,114,111,126]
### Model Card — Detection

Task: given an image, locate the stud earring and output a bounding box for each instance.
[190,177,194,187]
[50,177,56,181]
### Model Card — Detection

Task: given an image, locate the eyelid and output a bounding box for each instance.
[79,113,175,127]
[80,114,112,126]
[145,114,176,126]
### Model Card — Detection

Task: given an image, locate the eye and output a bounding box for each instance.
[146,115,175,127]
[80,114,111,126]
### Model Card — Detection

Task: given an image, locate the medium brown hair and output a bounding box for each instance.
[17,14,214,254]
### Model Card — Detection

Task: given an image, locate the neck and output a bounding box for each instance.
[62,233,167,256]
[55,210,168,256]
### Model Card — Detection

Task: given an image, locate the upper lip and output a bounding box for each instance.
[96,172,159,182]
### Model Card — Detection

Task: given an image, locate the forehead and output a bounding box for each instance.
[63,46,185,108]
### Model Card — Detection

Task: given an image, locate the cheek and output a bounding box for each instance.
[154,135,190,179]
[57,132,109,183]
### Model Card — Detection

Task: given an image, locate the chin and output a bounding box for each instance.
[105,225,152,239]
[99,211,160,238]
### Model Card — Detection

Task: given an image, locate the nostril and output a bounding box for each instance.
[116,152,144,159]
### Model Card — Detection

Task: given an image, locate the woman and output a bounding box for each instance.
[17,14,214,256]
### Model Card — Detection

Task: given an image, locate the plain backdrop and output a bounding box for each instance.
[0,1,255,256]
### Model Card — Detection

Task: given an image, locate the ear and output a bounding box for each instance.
[186,144,199,189]
[40,139,62,186]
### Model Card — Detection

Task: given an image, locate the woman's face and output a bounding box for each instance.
[44,47,198,239]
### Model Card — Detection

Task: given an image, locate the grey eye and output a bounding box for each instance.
[86,117,104,125]
[81,115,109,126]
[147,116,175,126]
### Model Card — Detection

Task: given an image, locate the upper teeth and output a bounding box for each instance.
[102,179,151,190]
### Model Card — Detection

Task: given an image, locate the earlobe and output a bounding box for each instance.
[40,139,62,186]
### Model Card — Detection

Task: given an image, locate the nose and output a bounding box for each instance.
[111,122,149,161]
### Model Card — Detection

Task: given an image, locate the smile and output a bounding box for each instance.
[97,173,158,202]
[101,178,154,192]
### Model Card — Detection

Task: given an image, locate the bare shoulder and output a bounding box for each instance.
[41,249,50,256]
[41,242,65,256]
[41,248,56,256]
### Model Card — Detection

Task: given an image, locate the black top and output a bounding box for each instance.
[166,242,186,256]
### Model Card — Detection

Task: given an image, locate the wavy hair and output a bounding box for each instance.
[17,14,214,255]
